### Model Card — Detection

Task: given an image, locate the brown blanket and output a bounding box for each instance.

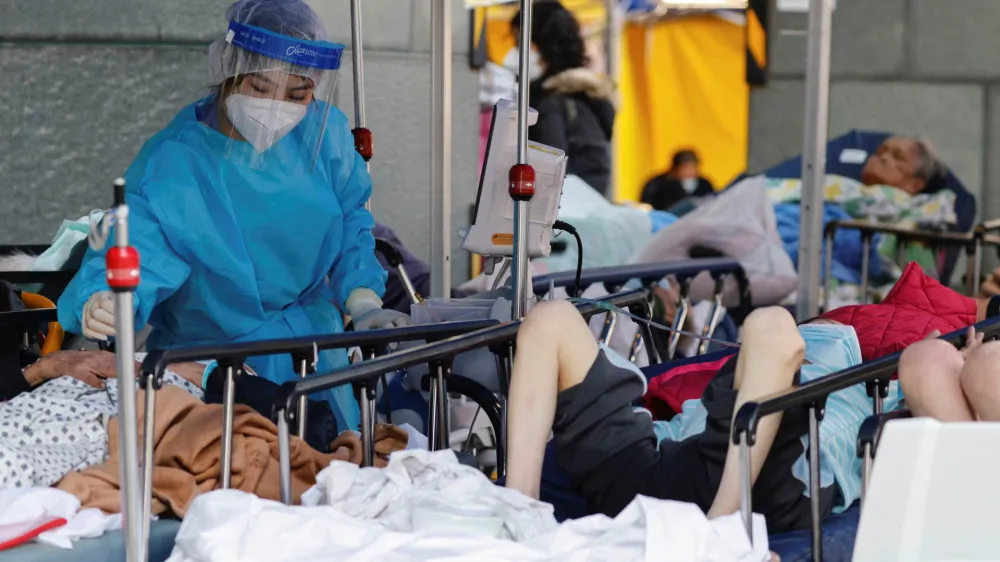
[56,385,407,517]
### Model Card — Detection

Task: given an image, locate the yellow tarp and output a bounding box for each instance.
[615,14,749,201]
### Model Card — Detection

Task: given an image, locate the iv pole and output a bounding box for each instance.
[510,0,536,321]
[795,0,834,321]
[431,0,454,299]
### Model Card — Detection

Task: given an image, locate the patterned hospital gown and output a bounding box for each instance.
[0,371,202,488]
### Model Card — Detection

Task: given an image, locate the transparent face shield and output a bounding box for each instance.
[218,20,343,172]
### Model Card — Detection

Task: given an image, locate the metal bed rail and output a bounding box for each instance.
[731,311,1000,561]
[823,219,1000,307]
[268,289,652,504]
[532,258,751,361]
[855,408,913,500]
[140,317,500,477]
[0,307,58,327]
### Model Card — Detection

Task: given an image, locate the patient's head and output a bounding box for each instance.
[861,136,947,195]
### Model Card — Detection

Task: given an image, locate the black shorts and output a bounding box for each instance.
[552,349,837,534]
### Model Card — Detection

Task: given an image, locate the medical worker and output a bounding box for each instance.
[57,0,408,432]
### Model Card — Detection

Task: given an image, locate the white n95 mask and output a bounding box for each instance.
[503,47,544,81]
[681,177,699,194]
[225,94,307,153]
[527,49,543,81]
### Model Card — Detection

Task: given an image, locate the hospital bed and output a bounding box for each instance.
[0,319,503,562]
[756,129,1000,301]
[376,258,750,466]
[755,130,976,283]
[62,289,644,562]
[267,289,656,478]
[732,310,1000,561]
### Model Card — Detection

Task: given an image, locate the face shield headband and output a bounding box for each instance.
[225,20,344,73]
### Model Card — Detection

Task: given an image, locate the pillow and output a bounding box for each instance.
[819,262,976,361]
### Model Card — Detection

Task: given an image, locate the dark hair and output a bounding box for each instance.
[670,149,699,170]
[510,1,588,76]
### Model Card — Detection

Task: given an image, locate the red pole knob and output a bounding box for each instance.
[106,246,140,292]
[352,128,374,162]
[508,163,536,201]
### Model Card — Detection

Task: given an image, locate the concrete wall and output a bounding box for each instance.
[751,0,998,225]
[0,0,479,286]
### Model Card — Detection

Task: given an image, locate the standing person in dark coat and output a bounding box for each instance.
[511,2,616,198]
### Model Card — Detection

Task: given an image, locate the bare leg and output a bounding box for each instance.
[898,339,972,421]
[960,341,1000,421]
[707,307,804,519]
[505,300,601,499]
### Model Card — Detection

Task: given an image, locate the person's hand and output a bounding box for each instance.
[961,326,985,359]
[346,288,410,331]
[978,267,1000,298]
[922,329,942,341]
[653,285,679,325]
[23,350,117,388]
[353,308,411,331]
[82,291,116,340]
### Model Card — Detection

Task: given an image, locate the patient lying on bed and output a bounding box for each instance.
[764,135,954,226]
[504,302,872,539]
[860,136,947,195]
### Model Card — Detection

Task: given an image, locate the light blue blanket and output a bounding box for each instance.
[774,202,883,285]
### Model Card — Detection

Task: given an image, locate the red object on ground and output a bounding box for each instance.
[0,516,68,551]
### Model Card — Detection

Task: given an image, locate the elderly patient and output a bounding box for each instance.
[860,135,948,195]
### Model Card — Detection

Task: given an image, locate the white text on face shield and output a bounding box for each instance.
[286,44,320,58]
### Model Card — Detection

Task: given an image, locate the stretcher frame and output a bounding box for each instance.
[265,257,748,502]
[0,307,58,328]
[268,289,652,504]
[823,219,1000,309]
[731,308,1000,561]
[140,319,498,488]
[143,258,738,490]
[396,258,747,460]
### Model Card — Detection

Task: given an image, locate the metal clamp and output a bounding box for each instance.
[293,344,319,439]
[666,277,692,360]
[698,275,727,356]
[427,359,453,451]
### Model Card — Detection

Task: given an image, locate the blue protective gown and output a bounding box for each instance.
[58,96,387,432]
